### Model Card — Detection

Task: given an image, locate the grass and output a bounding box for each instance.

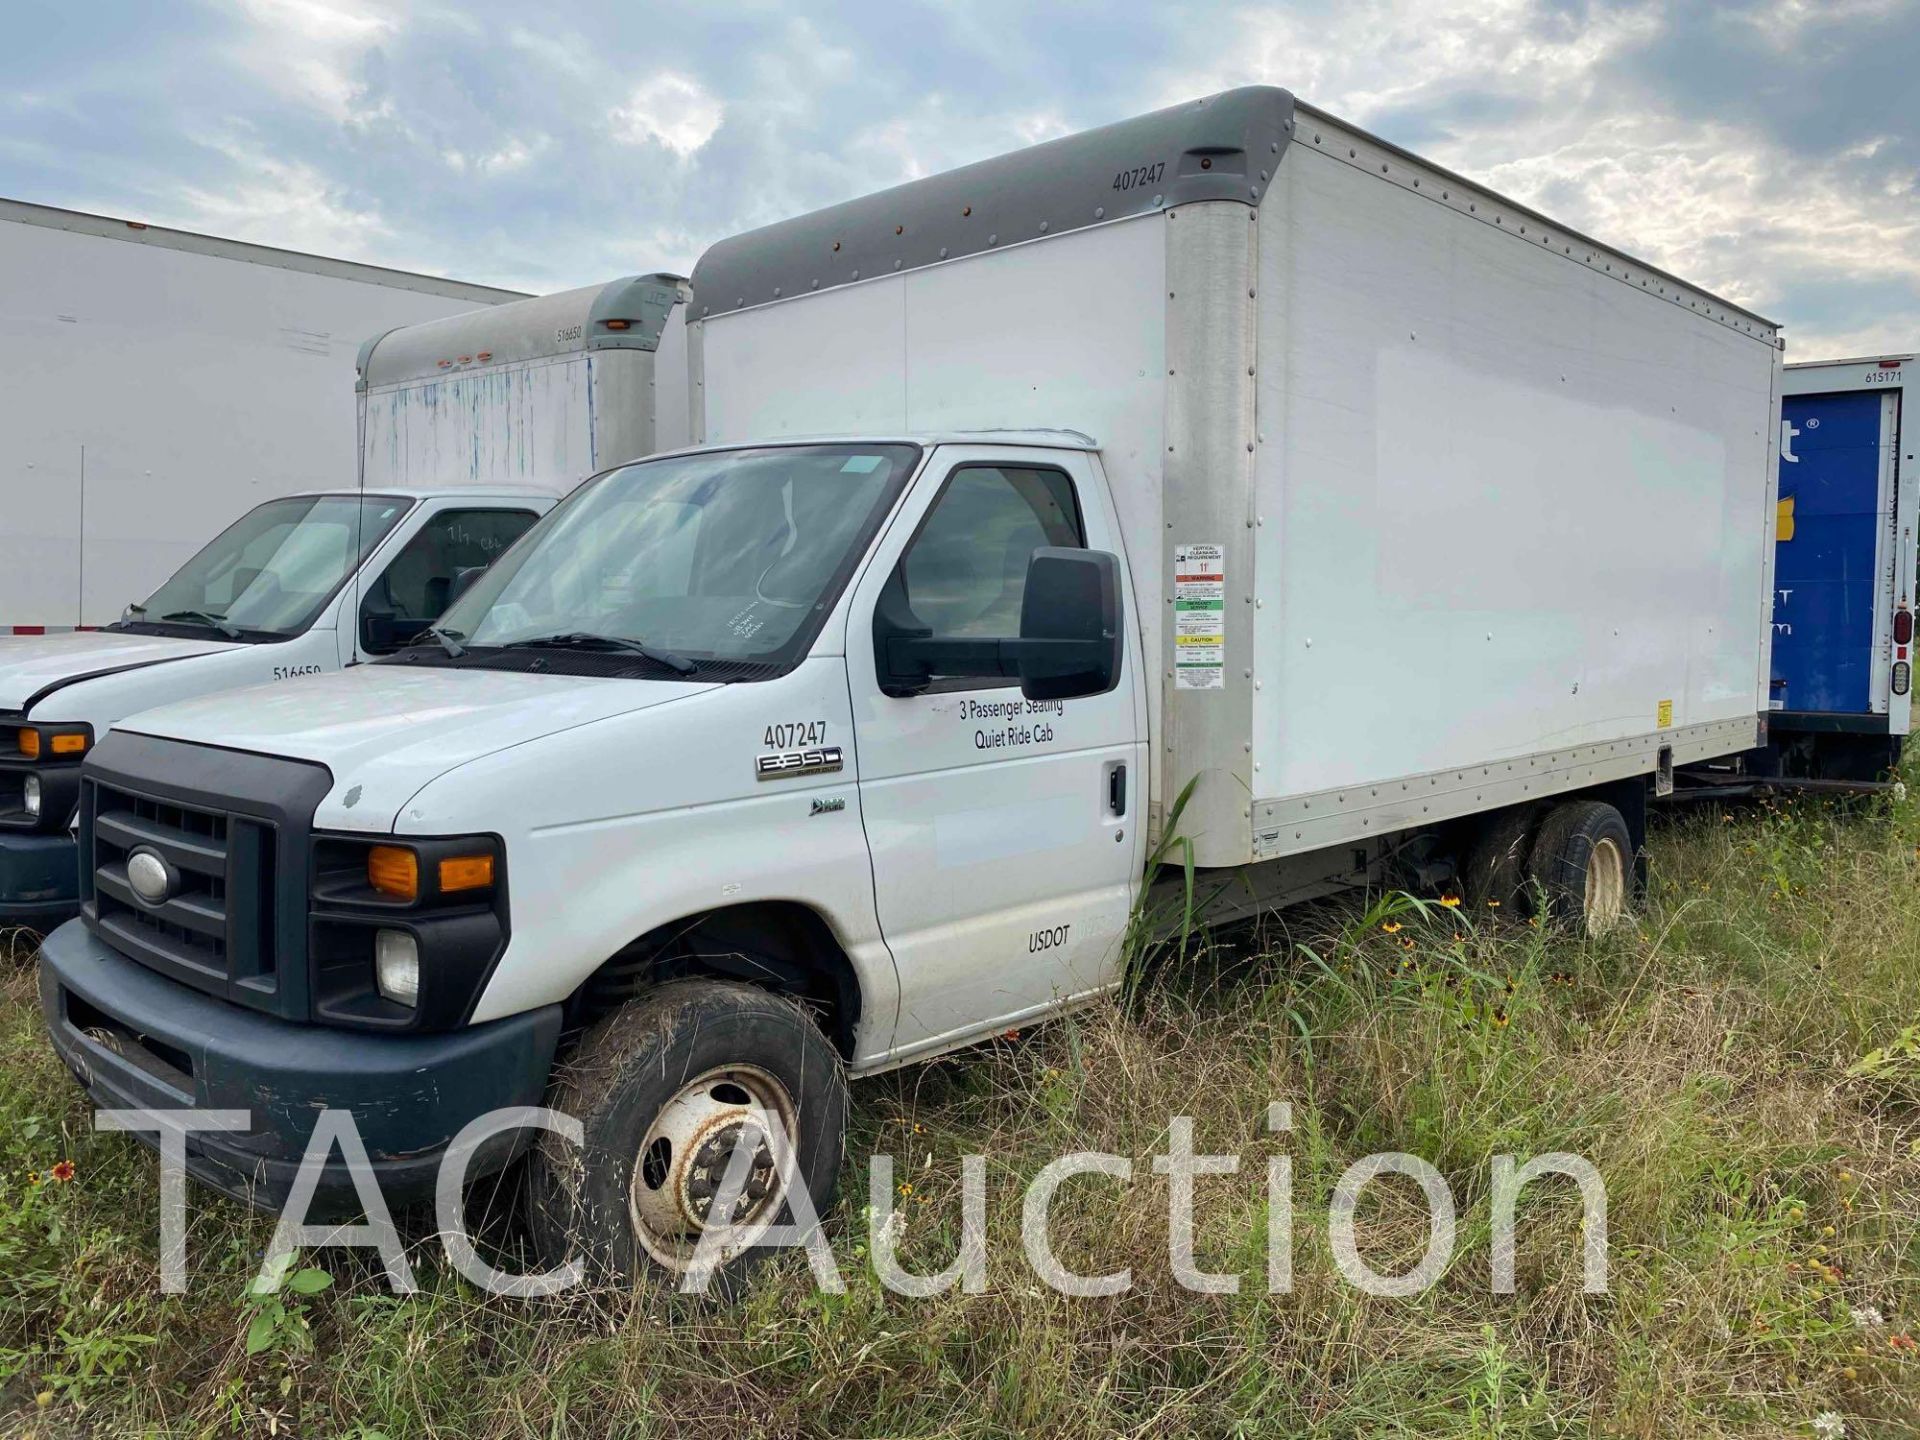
[2,779,1919,1438]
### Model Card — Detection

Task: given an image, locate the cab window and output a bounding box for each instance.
[360,507,538,654]
[898,465,1083,638]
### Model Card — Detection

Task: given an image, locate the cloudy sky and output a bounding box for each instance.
[4,0,1916,358]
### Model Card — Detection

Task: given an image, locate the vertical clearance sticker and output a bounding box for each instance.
[1173,543,1226,691]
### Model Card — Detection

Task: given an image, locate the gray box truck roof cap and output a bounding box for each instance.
[692,85,1776,339]
[690,86,1297,318]
[356,273,688,390]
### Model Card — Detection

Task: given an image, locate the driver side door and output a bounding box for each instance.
[847,446,1146,1063]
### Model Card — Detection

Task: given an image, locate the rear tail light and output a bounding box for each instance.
[1894,661,1911,697]
[1896,608,1914,646]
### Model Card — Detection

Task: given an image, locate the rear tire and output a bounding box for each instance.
[1526,800,1632,937]
[1458,804,1546,915]
[527,980,848,1293]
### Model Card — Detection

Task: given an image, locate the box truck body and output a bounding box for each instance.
[1765,353,1913,777]
[691,90,1781,867]
[0,198,526,632]
[37,88,1782,1281]
[355,274,693,492]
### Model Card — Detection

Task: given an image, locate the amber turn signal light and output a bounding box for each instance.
[17,729,38,759]
[367,845,419,900]
[438,854,495,893]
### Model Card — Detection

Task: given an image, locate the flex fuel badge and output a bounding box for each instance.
[1174,543,1225,691]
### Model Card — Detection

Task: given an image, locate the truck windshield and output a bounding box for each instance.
[122,495,411,640]
[440,444,921,671]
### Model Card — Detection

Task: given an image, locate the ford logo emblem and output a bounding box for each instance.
[126,848,176,907]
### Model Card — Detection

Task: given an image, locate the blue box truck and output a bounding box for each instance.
[1764,353,1913,781]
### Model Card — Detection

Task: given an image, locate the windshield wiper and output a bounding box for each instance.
[418,625,467,659]
[160,609,241,639]
[509,631,698,675]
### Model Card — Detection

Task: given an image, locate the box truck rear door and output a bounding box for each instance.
[845,447,1145,1060]
[1773,390,1896,716]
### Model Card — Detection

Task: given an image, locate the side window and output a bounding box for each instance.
[360,507,539,653]
[895,464,1083,655]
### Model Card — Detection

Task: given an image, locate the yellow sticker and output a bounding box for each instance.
[1777,494,1795,543]
[1656,699,1673,729]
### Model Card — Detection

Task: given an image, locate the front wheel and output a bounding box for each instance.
[528,979,848,1291]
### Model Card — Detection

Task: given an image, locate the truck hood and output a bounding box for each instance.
[119,664,717,832]
[0,630,240,711]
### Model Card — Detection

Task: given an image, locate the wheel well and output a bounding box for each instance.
[566,902,863,1059]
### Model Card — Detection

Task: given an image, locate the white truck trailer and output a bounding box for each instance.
[38,88,1780,1286]
[0,197,527,632]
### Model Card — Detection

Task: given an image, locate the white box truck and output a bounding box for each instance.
[0,197,527,632]
[0,280,691,928]
[356,274,693,491]
[38,88,1780,1286]
[1760,353,1913,779]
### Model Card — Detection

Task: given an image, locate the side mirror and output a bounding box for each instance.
[1015,548,1124,700]
[448,566,487,606]
[874,547,1124,701]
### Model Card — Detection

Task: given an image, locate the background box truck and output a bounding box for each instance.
[0,280,692,928]
[356,274,693,491]
[0,197,526,632]
[1763,353,1913,779]
[37,87,1779,1288]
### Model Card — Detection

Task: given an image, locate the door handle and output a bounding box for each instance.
[1107,762,1127,816]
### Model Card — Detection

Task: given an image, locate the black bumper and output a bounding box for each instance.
[38,919,561,1217]
[0,832,79,929]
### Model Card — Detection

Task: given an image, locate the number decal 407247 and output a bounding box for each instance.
[764,720,827,749]
[1112,162,1165,192]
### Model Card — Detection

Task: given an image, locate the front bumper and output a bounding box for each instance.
[38,918,561,1217]
[0,831,79,929]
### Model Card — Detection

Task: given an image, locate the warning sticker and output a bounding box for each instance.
[1656,698,1673,729]
[1174,543,1226,691]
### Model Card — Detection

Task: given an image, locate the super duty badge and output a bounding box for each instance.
[756,745,844,781]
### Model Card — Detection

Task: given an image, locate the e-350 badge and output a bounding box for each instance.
[756,745,844,781]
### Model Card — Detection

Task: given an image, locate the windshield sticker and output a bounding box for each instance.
[1174,543,1225,691]
[840,455,885,474]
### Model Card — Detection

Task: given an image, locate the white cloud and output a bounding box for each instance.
[610,73,724,158]
[219,0,397,122]
[174,140,390,256]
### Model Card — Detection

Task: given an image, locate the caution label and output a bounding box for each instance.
[1174,543,1225,691]
[1656,698,1673,729]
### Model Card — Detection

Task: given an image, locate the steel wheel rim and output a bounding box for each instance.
[628,1063,800,1276]
[1583,836,1626,936]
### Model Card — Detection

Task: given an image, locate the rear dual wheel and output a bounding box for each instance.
[1526,799,1632,937]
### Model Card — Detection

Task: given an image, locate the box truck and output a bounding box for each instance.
[0,197,527,632]
[0,280,691,928]
[356,274,693,491]
[38,87,1780,1286]
[1761,353,1913,779]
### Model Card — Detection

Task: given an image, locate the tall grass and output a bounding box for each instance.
[2,782,1917,1438]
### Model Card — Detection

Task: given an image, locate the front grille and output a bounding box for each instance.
[91,785,238,989]
[79,732,333,1022]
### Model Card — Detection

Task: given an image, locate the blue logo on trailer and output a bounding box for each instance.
[1771,390,1885,714]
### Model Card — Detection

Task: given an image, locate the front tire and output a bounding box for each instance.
[528,980,848,1291]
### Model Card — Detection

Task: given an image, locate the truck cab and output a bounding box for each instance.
[1,486,550,928]
[36,436,1140,1275]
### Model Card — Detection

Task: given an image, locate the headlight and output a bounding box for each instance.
[374,930,420,1006]
[21,774,40,820]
